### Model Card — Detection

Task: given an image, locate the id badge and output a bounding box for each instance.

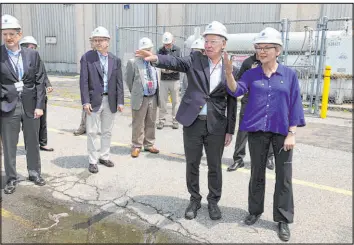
[147,81,153,89]
[14,81,24,92]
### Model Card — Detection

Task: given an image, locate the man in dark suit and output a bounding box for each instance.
[20,36,54,152]
[79,26,124,174]
[1,15,46,194]
[136,21,237,220]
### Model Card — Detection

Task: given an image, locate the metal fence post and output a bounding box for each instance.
[284,18,290,65]
[116,25,120,58]
[308,18,321,113]
[314,16,328,115]
[280,18,287,64]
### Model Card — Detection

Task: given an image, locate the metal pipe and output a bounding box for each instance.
[314,16,329,115]
[308,18,321,113]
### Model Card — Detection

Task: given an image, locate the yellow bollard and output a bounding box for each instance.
[320,66,332,119]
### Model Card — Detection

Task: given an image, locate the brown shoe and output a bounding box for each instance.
[144,146,160,154]
[131,148,141,158]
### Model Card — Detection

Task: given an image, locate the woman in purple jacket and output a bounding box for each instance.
[225,27,305,242]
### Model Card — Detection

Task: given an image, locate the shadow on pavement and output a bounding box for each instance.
[52,155,88,169]
[131,195,277,232]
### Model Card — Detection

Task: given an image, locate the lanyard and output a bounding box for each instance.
[210,57,222,76]
[9,53,21,79]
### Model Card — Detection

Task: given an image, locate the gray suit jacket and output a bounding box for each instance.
[125,58,161,111]
[79,50,124,113]
[1,45,45,118]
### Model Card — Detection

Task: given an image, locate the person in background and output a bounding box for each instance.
[125,37,161,158]
[20,36,54,152]
[224,27,305,242]
[181,37,205,99]
[74,34,96,136]
[156,32,181,130]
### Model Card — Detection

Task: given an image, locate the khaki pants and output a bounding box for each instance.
[132,95,158,148]
[86,96,116,165]
[158,80,179,123]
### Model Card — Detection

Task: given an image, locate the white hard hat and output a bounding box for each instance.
[91,26,110,39]
[162,32,173,44]
[1,14,21,30]
[253,27,283,46]
[191,37,205,50]
[139,37,153,50]
[20,36,38,46]
[202,21,228,40]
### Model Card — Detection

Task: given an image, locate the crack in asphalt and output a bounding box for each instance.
[111,193,211,244]
[38,174,210,243]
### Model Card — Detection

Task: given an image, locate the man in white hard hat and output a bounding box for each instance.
[74,32,96,136]
[225,27,305,242]
[125,37,161,158]
[136,21,237,221]
[181,37,205,98]
[156,31,181,130]
[20,36,55,152]
[79,26,124,174]
[1,14,46,194]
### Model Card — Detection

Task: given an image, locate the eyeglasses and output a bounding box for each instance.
[2,32,20,38]
[254,46,277,53]
[204,39,223,46]
[93,38,108,43]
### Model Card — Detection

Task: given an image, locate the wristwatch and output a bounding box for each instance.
[288,130,296,135]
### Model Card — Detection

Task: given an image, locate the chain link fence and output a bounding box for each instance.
[116,17,353,116]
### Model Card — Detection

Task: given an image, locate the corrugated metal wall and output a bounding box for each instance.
[94,4,157,59]
[1,3,15,15]
[323,4,353,30]
[30,4,76,65]
[184,4,281,33]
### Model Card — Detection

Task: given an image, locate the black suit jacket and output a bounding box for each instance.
[0,45,45,118]
[79,50,124,113]
[156,51,238,135]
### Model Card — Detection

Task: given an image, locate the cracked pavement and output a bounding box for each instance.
[1,78,353,243]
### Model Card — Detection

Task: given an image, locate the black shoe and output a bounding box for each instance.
[89,164,98,173]
[4,180,17,194]
[266,158,274,170]
[278,222,290,242]
[28,176,46,186]
[184,200,201,220]
[244,214,261,225]
[208,203,222,220]
[227,161,245,172]
[99,159,114,167]
[40,146,54,152]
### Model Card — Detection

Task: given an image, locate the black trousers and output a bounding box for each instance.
[248,131,294,223]
[39,97,48,146]
[183,118,225,204]
[1,100,41,182]
[233,101,274,162]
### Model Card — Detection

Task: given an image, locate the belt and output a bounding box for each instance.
[143,94,155,97]
[197,115,207,121]
[102,92,108,96]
